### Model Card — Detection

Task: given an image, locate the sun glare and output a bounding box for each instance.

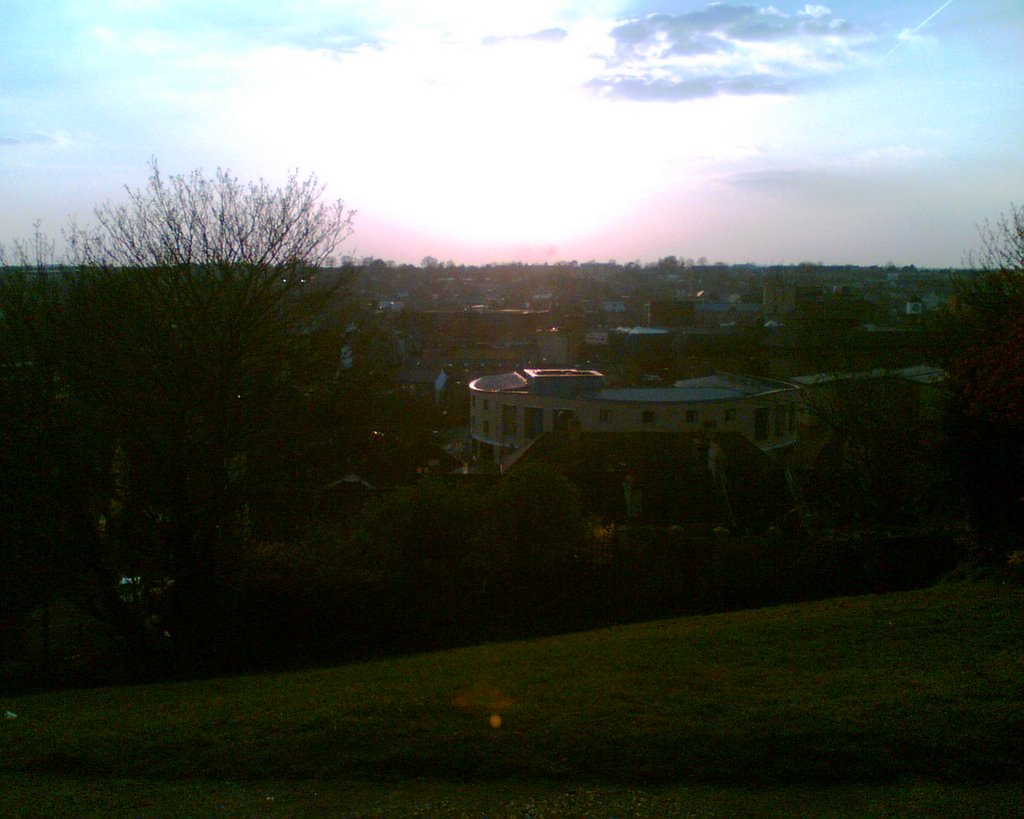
[220,14,790,261]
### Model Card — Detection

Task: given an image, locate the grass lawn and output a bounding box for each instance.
[2,581,1022,814]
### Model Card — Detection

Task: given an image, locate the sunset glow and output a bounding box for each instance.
[2,1,1021,265]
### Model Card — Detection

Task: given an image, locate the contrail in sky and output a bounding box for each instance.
[885,0,958,58]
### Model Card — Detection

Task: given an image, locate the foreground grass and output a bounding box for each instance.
[2,582,1022,800]
[3,773,1023,817]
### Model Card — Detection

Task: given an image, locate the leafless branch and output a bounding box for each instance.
[67,159,354,273]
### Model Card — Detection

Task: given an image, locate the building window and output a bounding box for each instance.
[685,409,698,424]
[641,410,656,424]
[502,404,517,436]
[754,406,769,442]
[482,420,490,437]
[775,404,785,436]
[788,403,796,433]
[526,407,544,437]
[554,410,576,432]
[723,408,736,422]
[482,399,489,411]
[599,409,611,423]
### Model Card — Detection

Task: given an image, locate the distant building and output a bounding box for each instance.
[535,327,579,366]
[468,368,798,467]
[647,299,696,327]
[648,298,761,328]
[404,308,550,350]
[395,364,448,405]
[762,283,822,318]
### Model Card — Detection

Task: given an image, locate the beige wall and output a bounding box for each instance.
[470,385,799,464]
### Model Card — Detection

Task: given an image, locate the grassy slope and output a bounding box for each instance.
[2,582,1022,791]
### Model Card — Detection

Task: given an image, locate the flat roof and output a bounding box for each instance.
[597,374,793,404]
[597,387,740,403]
[471,370,795,401]
[469,372,529,392]
[672,373,795,397]
[789,365,946,387]
[611,326,670,335]
[523,368,603,378]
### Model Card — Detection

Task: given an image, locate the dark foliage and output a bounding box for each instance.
[0,164,365,677]
[935,204,1024,556]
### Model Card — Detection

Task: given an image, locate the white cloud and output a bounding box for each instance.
[0,132,69,148]
[799,5,832,20]
[590,2,877,101]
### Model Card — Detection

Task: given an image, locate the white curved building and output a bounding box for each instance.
[469,368,798,466]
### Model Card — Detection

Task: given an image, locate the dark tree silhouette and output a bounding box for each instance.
[938,204,1024,554]
[1,162,362,674]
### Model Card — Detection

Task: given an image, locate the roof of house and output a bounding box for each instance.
[472,370,796,402]
[471,371,529,392]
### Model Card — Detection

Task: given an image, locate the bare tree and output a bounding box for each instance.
[945,203,1024,428]
[971,203,1024,274]
[67,159,352,269]
[2,162,363,676]
[0,220,56,274]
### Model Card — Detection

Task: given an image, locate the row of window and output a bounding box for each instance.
[473,400,798,441]
[598,404,791,431]
[469,417,520,439]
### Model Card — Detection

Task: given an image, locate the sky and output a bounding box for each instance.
[2,1,1022,268]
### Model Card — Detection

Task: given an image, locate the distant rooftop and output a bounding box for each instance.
[471,368,607,396]
[612,326,670,336]
[523,368,602,379]
[598,373,793,404]
[471,369,795,403]
[674,373,794,396]
[597,388,720,403]
[789,365,946,387]
[470,371,529,392]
